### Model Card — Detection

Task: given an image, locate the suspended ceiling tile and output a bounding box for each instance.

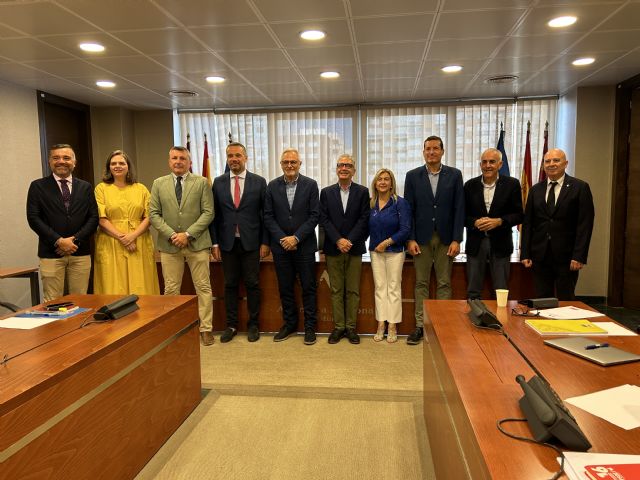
[256,0,345,22]
[428,37,505,61]
[269,19,352,47]
[90,55,170,75]
[150,52,228,73]
[218,49,290,69]
[287,45,355,68]
[354,14,434,43]
[0,2,97,36]
[0,38,73,62]
[358,41,426,64]
[238,67,304,85]
[57,0,178,30]
[192,24,277,51]
[39,32,140,58]
[153,0,260,26]
[433,9,527,40]
[115,29,206,55]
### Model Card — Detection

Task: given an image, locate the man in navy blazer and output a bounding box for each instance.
[319,154,370,344]
[209,142,270,343]
[521,148,594,299]
[264,148,319,345]
[405,135,464,344]
[26,144,98,301]
[464,148,523,299]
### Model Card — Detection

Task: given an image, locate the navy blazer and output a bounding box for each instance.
[26,175,98,258]
[464,175,523,258]
[264,174,319,256]
[404,164,465,245]
[319,182,370,256]
[521,174,594,264]
[209,171,268,252]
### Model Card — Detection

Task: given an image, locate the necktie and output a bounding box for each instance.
[175,176,183,206]
[233,175,241,208]
[546,181,557,210]
[59,179,71,211]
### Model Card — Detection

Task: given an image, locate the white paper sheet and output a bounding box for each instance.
[538,306,605,319]
[0,316,61,329]
[592,322,638,336]
[566,384,640,430]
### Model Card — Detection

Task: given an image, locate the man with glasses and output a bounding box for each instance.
[27,144,99,301]
[319,154,370,344]
[209,142,270,343]
[521,148,594,299]
[464,148,523,300]
[264,148,320,345]
[405,135,464,344]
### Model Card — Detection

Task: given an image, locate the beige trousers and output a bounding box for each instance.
[39,255,92,302]
[160,249,213,332]
[370,251,405,324]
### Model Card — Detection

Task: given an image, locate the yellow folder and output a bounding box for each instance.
[524,319,607,336]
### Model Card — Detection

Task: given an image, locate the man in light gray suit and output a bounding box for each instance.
[150,146,215,345]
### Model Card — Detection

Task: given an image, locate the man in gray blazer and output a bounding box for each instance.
[150,146,215,345]
[210,142,270,343]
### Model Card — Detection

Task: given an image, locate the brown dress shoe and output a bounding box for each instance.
[200,331,215,346]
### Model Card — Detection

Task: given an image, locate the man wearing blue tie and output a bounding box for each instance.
[210,142,270,343]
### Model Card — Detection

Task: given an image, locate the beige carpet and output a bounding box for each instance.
[135,333,434,480]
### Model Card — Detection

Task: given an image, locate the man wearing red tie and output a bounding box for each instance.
[210,142,270,343]
[521,148,595,299]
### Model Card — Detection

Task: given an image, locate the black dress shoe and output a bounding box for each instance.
[274,324,296,342]
[407,327,424,345]
[327,328,345,344]
[247,325,260,342]
[345,328,360,344]
[303,328,316,345]
[220,327,237,343]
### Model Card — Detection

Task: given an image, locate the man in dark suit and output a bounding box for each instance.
[319,154,370,345]
[264,148,319,345]
[464,148,523,299]
[210,142,270,343]
[405,135,464,344]
[26,144,99,302]
[521,148,595,300]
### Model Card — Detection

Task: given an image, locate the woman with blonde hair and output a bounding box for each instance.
[94,150,159,295]
[368,168,411,342]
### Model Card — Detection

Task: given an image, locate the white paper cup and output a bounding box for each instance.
[496,289,509,307]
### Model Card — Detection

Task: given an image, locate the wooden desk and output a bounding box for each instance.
[0,267,40,306]
[423,300,640,480]
[0,294,201,479]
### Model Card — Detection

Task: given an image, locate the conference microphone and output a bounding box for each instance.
[93,295,139,320]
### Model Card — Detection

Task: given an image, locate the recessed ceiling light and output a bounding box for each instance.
[79,43,105,52]
[572,57,595,66]
[300,30,326,41]
[320,71,340,79]
[548,16,577,28]
[442,65,463,73]
[206,76,225,84]
[96,80,115,88]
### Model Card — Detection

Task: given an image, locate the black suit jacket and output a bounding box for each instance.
[464,175,523,257]
[264,174,319,256]
[209,171,268,251]
[521,174,595,264]
[319,182,370,256]
[26,175,98,258]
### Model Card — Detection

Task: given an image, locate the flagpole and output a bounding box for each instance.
[538,121,549,182]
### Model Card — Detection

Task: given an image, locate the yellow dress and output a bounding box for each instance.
[93,182,160,295]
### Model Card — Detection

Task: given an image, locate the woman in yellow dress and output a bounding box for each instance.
[93,150,159,295]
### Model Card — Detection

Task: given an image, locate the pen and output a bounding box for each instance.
[585,343,609,350]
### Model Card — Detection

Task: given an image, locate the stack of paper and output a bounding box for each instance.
[562,452,640,480]
[525,319,608,336]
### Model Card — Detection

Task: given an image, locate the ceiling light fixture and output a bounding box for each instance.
[572,57,595,66]
[206,76,225,84]
[96,80,115,88]
[548,16,577,28]
[442,65,463,73]
[80,42,105,52]
[320,71,340,79]
[168,90,198,97]
[300,30,326,41]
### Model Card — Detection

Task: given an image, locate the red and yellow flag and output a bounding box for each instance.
[202,133,210,183]
[538,121,549,183]
[521,121,532,209]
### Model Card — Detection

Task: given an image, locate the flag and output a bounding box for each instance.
[186,133,193,172]
[225,131,233,173]
[521,121,532,209]
[538,121,549,183]
[202,133,210,182]
[496,122,510,176]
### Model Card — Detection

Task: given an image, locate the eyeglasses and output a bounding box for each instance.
[337,163,354,169]
[281,160,299,166]
[511,306,540,317]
